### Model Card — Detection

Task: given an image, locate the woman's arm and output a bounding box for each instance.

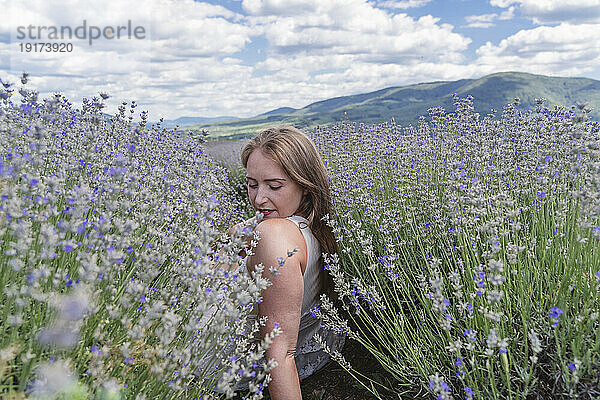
[247,218,307,400]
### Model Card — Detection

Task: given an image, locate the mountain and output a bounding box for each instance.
[158,115,239,128]
[258,107,297,116]
[188,72,600,139]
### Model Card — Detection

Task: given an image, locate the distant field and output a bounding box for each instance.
[203,138,249,169]
[189,118,317,140]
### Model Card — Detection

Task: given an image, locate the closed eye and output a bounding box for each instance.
[247,183,282,190]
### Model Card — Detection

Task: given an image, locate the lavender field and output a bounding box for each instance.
[1,77,600,400]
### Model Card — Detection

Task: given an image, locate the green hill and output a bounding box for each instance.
[191,71,600,140]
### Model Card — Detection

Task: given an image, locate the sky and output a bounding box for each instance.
[1,0,600,121]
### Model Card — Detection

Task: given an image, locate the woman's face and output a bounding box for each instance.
[246,149,306,219]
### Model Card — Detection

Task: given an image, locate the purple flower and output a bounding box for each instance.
[464,387,474,399]
[568,362,576,372]
[440,382,451,392]
[549,306,564,326]
[549,306,564,319]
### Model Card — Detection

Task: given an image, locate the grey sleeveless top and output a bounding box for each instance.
[283,215,346,381]
[285,215,323,337]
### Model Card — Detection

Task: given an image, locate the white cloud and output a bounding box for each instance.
[499,6,515,20]
[0,0,473,120]
[243,0,470,63]
[465,21,495,28]
[376,0,433,9]
[0,0,257,119]
[465,6,514,28]
[475,23,600,76]
[490,0,600,24]
[465,12,498,28]
[490,0,515,6]
[241,0,323,16]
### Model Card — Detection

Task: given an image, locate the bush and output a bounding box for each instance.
[311,96,600,399]
[0,77,277,399]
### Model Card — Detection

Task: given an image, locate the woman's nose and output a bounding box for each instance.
[254,186,268,204]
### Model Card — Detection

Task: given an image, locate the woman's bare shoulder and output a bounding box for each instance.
[254,217,303,243]
[253,218,307,271]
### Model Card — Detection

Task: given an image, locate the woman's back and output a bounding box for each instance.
[234,215,345,387]
[286,215,321,326]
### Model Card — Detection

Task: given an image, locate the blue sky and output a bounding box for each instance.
[1,0,599,120]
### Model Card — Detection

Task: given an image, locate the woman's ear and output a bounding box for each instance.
[303,189,308,196]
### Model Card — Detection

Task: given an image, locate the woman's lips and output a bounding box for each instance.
[260,209,274,216]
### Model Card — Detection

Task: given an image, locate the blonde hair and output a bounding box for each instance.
[241,126,338,297]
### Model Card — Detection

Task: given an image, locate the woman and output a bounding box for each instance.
[231,126,345,399]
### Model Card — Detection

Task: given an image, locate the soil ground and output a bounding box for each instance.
[298,339,401,400]
[231,337,410,400]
